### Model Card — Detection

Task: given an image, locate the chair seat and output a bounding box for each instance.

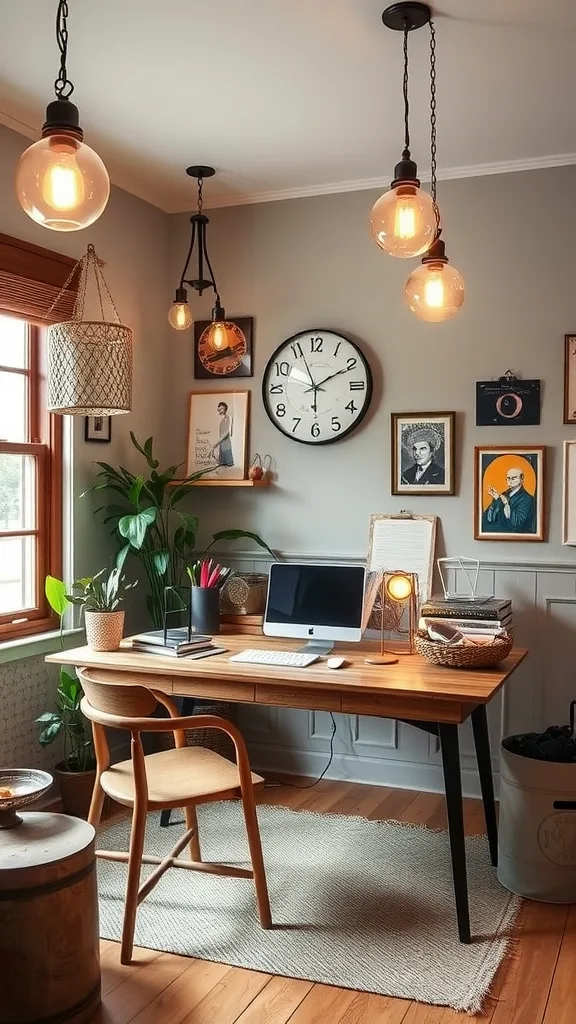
[100,746,264,808]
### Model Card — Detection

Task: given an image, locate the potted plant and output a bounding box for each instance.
[35,578,96,818]
[84,432,275,627]
[66,566,137,651]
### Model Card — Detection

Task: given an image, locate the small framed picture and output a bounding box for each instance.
[562,439,576,545]
[84,416,111,443]
[391,412,455,495]
[564,334,576,424]
[474,445,545,541]
[186,391,249,480]
[194,317,253,379]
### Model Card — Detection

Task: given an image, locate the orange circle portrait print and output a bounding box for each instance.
[478,448,543,539]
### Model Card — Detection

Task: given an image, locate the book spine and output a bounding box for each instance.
[420,605,510,620]
[422,618,510,631]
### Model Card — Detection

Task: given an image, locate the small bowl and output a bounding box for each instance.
[0,769,53,829]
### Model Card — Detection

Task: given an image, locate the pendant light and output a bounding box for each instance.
[370,3,437,258]
[16,0,110,232]
[169,166,246,354]
[405,19,465,321]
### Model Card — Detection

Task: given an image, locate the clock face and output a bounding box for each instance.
[262,330,373,445]
[197,321,247,375]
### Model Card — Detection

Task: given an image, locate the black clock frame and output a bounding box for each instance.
[262,329,374,446]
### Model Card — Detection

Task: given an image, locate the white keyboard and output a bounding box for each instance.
[229,649,319,667]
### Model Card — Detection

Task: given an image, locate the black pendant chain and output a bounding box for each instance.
[402,23,411,161]
[429,19,440,230]
[54,0,74,99]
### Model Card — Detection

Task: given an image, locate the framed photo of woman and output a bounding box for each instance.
[474,445,545,541]
[186,390,249,480]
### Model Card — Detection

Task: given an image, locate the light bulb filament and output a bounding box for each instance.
[394,199,417,240]
[210,324,227,351]
[423,270,445,309]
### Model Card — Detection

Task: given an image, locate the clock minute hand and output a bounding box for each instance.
[300,351,318,390]
[305,367,348,391]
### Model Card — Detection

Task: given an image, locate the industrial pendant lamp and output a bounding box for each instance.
[370,3,437,258]
[169,166,245,354]
[405,19,465,321]
[16,0,110,232]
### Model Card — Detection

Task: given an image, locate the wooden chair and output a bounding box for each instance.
[78,668,271,965]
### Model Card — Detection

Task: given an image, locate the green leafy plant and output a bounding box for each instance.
[66,566,137,613]
[35,578,95,773]
[84,432,275,627]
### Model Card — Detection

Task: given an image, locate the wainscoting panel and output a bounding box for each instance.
[229,552,576,798]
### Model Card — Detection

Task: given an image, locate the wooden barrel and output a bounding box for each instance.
[0,812,101,1024]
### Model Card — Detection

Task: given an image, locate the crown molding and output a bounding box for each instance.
[170,151,576,212]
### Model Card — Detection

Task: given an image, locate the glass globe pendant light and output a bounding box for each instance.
[405,18,465,322]
[16,0,110,232]
[370,3,437,258]
[169,166,247,353]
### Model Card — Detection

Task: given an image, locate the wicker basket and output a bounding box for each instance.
[158,700,238,762]
[221,573,268,616]
[414,630,514,668]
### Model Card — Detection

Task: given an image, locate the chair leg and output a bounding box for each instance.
[87,777,106,829]
[120,806,147,965]
[240,790,271,928]
[184,805,201,861]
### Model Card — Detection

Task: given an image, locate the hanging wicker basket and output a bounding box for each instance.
[47,244,132,415]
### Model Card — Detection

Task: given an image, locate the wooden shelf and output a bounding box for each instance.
[168,478,270,488]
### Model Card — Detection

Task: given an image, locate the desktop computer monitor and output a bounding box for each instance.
[263,562,366,653]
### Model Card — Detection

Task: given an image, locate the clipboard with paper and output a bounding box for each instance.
[363,513,437,632]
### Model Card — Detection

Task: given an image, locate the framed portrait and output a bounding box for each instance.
[474,445,545,541]
[186,390,249,480]
[564,334,576,424]
[562,440,576,545]
[391,412,455,495]
[194,317,253,379]
[84,416,111,443]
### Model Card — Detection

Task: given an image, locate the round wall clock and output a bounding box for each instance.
[262,329,373,445]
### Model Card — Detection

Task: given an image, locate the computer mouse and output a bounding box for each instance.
[326,656,346,670]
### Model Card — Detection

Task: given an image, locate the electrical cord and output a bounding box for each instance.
[264,712,337,790]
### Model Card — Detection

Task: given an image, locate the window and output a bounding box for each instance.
[0,232,77,641]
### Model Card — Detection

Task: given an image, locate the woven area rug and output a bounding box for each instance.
[97,803,521,1013]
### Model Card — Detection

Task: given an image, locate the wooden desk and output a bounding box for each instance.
[49,635,528,943]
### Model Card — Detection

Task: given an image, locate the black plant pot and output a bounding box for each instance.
[191,587,221,636]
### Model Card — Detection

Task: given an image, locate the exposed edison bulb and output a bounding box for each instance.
[168,301,193,331]
[16,133,110,231]
[386,573,414,602]
[370,184,436,258]
[204,321,240,352]
[209,323,228,350]
[406,260,465,323]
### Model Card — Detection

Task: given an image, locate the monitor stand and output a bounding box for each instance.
[297,639,334,656]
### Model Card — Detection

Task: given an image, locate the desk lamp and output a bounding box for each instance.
[365,570,418,665]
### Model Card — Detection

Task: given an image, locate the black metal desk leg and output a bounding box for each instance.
[471,704,498,867]
[439,723,471,944]
[159,697,196,828]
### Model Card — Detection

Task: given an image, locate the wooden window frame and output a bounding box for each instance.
[0,321,62,641]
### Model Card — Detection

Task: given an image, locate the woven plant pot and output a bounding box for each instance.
[54,765,96,819]
[414,629,514,669]
[84,610,125,652]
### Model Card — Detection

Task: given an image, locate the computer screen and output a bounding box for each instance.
[263,563,366,646]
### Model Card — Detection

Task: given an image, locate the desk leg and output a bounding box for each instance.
[471,704,498,867]
[439,724,471,944]
[160,697,196,828]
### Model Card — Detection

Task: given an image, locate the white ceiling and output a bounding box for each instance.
[1,0,575,211]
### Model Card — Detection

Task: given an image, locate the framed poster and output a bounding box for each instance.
[564,334,576,424]
[562,440,576,545]
[84,416,111,443]
[194,317,253,379]
[391,412,455,495]
[186,390,249,480]
[474,446,545,541]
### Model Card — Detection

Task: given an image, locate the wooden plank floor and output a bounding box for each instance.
[96,779,572,1024]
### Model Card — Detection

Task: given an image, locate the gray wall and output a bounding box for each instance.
[166,166,576,559]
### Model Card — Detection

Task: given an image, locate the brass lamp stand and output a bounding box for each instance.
[365,570,419,666]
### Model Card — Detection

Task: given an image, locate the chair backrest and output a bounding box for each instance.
[78,667,159,728]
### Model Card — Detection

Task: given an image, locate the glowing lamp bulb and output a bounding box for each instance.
[209,323,228,351]
[406,250,465,323]
[168,301,192,331]
[386,573,414,602]
[16,133,110,231]
[370,183,436,258]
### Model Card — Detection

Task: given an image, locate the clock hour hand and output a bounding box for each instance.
[300,351,318,391]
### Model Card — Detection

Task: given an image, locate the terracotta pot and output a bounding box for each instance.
[84,609,124,651]
[54,764,96,819]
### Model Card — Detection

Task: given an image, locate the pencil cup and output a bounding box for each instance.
[191,587,221,636]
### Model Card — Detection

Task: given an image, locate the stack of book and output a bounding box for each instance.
[419,596,513,641]
[130,629,220,658]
